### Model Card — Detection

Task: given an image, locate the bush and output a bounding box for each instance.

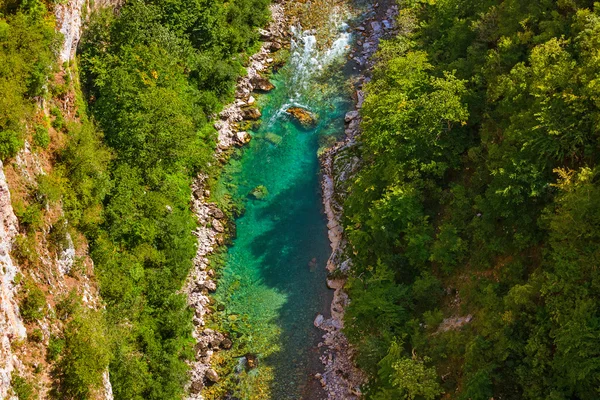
[50,107,65,131]
[53,307,110,400]
[20,280,47,322]
[47,334,65,362]
[12,233,39,265]
[11,374,34,400]
[33,124,50,149]
[29,328,43,343]
[0,129,24,160]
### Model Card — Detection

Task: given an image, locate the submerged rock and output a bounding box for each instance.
[249,185,269,200]
[286,107,318,129]
[263,132,282,145]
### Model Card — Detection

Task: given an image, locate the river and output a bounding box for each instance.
[212,4,361,399]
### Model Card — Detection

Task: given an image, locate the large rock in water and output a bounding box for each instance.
[286,107,318,129]
[242,107,261,120]
[252,76,275,92]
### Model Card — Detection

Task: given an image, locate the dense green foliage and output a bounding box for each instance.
[344,0,600,398]
[52,295,111,399]
[78,0,269,398]
[0,0,59,159]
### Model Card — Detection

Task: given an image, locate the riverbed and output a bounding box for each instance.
[212,3,361,399]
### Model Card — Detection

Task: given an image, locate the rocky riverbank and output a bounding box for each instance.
[184,3,289,398]
[317,3,399,399]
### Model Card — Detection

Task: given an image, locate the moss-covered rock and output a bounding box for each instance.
[286,107,318,129]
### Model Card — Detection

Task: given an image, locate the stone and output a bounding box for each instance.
[221,338,233,349]
[205,369,220,383]
[190,379,204,394]
[270,41,282,51]
[286,107,318,129]
[212,219,225,233]
[252,76,275,92]
[344,110,359,123]
[249,185,269,200]
[247,96,256,105]
[314,314,324,328]
[236,131,251,145]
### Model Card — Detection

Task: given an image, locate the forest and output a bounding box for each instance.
[344,0,600,398]
[4,0,600,398]
[1,0,269,398]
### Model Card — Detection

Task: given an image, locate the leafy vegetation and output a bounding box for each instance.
[0,0,58,159]
[76,0,270,398]
[344,0,600,398]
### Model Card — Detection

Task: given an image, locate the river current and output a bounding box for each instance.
[213,8,358,399]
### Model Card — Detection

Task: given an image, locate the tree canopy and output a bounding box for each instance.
[344,0,600,398]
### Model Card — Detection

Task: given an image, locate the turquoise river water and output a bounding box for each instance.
[213,9,361,399]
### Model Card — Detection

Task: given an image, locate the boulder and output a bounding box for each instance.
[210,335,224,348]
[221,338,233,349]
[204,280,217,292]
[209,207,225,219]
[314,314,324,328]
[270,41,282,51]
[245,353,258,369]
[236,131,251,145]
[205,369,220,383]
[258,28,271,40]
[252,76,275,92]
[286,107,318,129]
[212,219,225,233]
[242,107,261,120]
[249,185,269,200]
[344,110,359,123]
[190,379,204,394]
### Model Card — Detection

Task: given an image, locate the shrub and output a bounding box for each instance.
[11,374,34,400]
[53,307,110,399]
[50,106,66,131]
[47,334,65,361]
[0,129,24,160]
[20,280,47,322]
[33,124,50,149]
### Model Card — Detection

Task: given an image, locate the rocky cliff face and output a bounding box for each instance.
[55,0,86,62]
[0,161,26,400]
